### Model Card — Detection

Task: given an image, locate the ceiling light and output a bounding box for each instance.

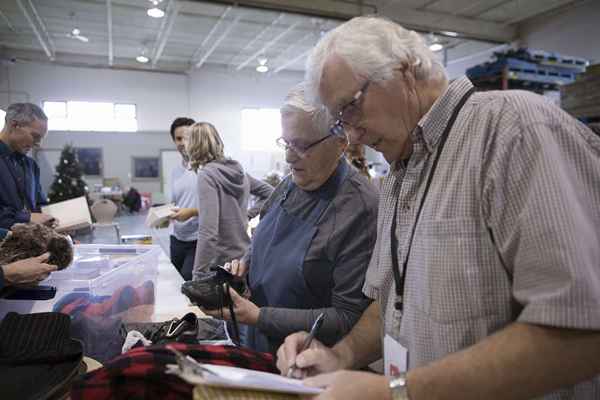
[441,31,459,37]
[147,7,165,18]
[256,57,268,73]
[72,28,81,36]
[429,43,443,52]
[136,55,149,63]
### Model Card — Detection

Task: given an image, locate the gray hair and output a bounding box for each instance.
[305,15,447,104]
[281,83,331,135]
[5,102,48,126]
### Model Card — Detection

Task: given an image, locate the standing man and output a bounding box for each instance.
[277,16,600,399]
[168,117,198,281]
[0,103,54,230]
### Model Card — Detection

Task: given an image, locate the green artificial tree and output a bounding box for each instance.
[48,144,88,203]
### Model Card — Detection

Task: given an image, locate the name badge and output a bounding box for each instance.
[384,334,408,376]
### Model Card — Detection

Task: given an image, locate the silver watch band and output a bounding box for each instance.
[389,372,410,400]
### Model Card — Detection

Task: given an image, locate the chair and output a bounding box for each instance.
[90,199,121,244]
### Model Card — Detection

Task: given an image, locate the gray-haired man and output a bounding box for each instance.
[0,103,54,229]
[277,16,600,400]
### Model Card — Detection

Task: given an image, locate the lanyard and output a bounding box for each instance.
[391,87,475,311]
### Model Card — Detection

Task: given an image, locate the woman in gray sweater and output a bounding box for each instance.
[184,122,273,278]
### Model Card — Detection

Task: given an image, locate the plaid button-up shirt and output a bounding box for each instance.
[364,77,600,398]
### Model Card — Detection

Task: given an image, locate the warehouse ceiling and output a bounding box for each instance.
[0,0,585,74]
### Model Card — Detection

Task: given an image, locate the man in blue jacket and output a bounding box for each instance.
[0,103,55,230]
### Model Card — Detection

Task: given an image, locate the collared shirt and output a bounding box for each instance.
[363,77,600,399]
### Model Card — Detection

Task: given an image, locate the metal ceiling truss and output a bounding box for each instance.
[190,5,233,62]
[194,12,243,69]
[152,0,182,67]
[106,0,113,66]
[226,12,283,69]
[16,0,55,60]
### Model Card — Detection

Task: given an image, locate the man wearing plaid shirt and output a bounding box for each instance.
[277,16,600,400]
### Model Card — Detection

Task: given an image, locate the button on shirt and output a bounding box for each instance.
[170,162,198,242]
[363,77,600,399]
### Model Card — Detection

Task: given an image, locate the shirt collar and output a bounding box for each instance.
[414,76,474,153]
[310,158,349,199]
[0,139,26,160]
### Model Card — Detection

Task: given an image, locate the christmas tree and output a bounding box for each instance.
[48,144,88,203]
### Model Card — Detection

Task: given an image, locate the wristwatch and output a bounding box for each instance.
[389,372,410,400]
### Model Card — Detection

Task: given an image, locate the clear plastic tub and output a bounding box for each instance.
[0,244,161,321]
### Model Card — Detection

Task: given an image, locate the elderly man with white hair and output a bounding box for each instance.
[277,16,600,400]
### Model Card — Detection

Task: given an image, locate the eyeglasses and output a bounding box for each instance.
[276,131,344,158]
[329,80,371,137]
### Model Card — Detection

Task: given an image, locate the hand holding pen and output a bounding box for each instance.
[286,313,326,378]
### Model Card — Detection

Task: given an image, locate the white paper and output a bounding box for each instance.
[42,196,92,232]
[166,363,323,395]
[384,334,408,376]
[145,203,175,228]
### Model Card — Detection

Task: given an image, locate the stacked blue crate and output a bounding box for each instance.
[467,48,588,89]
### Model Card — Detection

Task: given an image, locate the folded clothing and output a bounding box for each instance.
[70,343,278,400]
[0,312,84,400]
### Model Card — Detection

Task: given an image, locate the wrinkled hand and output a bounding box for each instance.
[2,253,58,286]
[202,286,260,325]
[223,259,248,278]
[30,213,57,227]
[277,332,344,378]
[302,371,391,400]
[170,207,198,222]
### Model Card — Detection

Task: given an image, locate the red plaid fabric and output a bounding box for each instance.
[70,343,278,400]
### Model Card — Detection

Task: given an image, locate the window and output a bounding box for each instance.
[241,108,282,152]
[0,109,5,131]
[43,101,138,132]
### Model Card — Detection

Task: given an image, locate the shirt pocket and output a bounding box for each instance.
[412,218,502,323]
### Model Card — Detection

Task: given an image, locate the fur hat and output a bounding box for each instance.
[0,223,74,269]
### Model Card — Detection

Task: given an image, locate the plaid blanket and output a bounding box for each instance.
[70,343,278,400]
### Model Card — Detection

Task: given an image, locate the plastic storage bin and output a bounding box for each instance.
[0,244,161,321]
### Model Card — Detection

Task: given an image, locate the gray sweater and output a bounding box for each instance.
[244,160,378,350]
[193,159,273,278]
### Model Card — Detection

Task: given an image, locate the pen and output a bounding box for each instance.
[287,312,325,378]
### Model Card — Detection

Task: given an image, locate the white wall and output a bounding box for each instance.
[188,66,302,178]
[0,61,303,194]
[519,1,600,64]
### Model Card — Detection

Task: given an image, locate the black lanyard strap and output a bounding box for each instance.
[392,87,475,311]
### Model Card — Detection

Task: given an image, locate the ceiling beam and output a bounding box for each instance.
[378,3,516,43]
[152,0,181,68]
[106,0,113,66]
[454,0,507,17]
[0,9,16,32]
[505,0,580,25]
[188,0,375,20]
[195,14,242,68]
[227,12,283,68]
[270,30,314,71]
[191,5,233,61]
[16,0,54,60]
[236,20,300,71]
[27,0,55,54]
[273,47,311,74]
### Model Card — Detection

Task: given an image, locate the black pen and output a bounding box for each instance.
[287,312,325,378]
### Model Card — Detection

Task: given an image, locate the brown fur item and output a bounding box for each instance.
[0,223,74,269]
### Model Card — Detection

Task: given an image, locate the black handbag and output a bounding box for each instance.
[180,266,246,344]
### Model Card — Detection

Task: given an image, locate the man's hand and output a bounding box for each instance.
[30,213,57,227]
[303,371,391,400]
[2,253,57,286]
[223,259,248,278]
[277,332,345,378]
[170,207,198,222]
[201,286,260,325]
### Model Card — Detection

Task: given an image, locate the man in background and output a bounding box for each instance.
[0,103,54,230]
[167,117,198,280]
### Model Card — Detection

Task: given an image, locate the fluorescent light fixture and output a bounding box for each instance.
[429,43,443,52]
[441,31,459,37]
[136,55,150,63]
[147,7,165,18]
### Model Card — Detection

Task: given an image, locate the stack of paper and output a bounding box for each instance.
[145,203,175,228]
[41,196,92,233]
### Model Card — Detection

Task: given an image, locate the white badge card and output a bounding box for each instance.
[384,334,408,376]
